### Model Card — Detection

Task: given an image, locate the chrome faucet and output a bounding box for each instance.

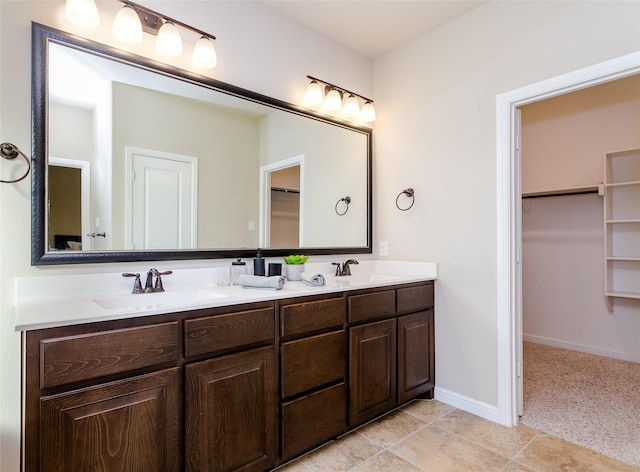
[332,259,359,276]
[123,268,173,293]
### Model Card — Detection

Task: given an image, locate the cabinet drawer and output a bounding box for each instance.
[41,322,179,389]
[184,307,274,358]
[348,290,396,323]
[281,382,347,461]
[280,297,345,338]
[281,330,346,398]
[397,283,434,313]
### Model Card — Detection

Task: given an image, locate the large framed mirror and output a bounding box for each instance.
[32,23,372,265]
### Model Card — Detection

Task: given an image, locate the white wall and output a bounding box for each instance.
[374,0,640,410]
[0,2,371,470]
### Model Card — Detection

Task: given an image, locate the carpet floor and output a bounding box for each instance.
[521,341,640,468]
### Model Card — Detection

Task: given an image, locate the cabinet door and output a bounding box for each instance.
[349,319,397,427]
[39,368,182,472]
[398,310,434,404]
[185,346,277,472]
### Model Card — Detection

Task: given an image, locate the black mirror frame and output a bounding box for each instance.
[31,22,372,265]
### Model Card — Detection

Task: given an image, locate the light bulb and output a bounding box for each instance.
[193,36,217,69]
[112,5,143,44]
[65,0,100,29]
[324,88,342,112]
[304,80,324,106]
[360,101,376,122]
[156,22,183,57]
[343,94,360,118]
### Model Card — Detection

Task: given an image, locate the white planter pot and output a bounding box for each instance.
[285,264,305,281]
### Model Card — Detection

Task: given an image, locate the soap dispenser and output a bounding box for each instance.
[230,258,247,285]
[253,248,265,276]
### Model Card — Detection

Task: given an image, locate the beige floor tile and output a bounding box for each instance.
[298,431,383,472]
[514,433,640,472]
[274,459,311,471]
[350,451,423,472]
[401,399,456,423]
[433,409,539,458]
[500,461,539,472]
[390,424,510,471]
[357,409,428,447]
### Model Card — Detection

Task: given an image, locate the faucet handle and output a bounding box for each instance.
[331,262,342,276]
[122,273,144,293]
[154,270,173,291]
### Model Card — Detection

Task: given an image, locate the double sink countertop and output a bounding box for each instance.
[15,260,437,331]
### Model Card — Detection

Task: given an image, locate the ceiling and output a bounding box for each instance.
[263,1,488,59]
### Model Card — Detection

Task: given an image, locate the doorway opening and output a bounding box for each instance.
[48,156,91,251]
[259,155,304,249]
[496,51,640,427]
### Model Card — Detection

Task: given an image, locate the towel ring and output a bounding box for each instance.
[335,196,351,216]
[1,143,31,184]
[396,188,415,211]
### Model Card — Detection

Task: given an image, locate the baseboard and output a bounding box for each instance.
[523,334,640,364]
[434,387,501,424]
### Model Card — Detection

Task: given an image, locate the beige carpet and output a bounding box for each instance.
[521,341,640,468]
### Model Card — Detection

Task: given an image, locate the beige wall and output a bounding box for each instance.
[522,74,640,194]
[374,0,640,406]
[0,2,371,470]
[112,83,260,249]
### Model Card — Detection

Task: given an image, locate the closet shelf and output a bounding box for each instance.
[606,219,640,224]
[603,147,640,308]
[606,291,640,300]
[605,180,640,188]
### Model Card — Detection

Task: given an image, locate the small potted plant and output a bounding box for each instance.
[283,255,308,281]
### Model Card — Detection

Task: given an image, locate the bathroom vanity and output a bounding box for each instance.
[18,265,435,472]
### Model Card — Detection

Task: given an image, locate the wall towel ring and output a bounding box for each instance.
[335,196,351,216]
[1,143,31,184]
[396,188,415,211]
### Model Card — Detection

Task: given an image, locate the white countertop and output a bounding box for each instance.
[15,260,436,331]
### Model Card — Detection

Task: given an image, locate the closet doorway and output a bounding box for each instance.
[516,74,640,466]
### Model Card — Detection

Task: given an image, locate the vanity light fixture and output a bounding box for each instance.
[304,75,376,122]
[65,0,100,29]
[66,0,218,69]
[112,4,143,43]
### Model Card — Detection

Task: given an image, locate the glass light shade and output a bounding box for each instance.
[156,22,183,57]
[342,94,360,118]
[65,0,100,29]
[303,81,324,106]
[112,5,143,44]
[324,88,342,112]
[192,36,217,69]
[360,101,376,122]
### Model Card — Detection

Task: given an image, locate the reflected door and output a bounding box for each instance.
[127,148,198,249]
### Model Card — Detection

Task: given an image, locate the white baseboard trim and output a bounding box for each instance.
[434,387,502,424]
[523,334,640,364]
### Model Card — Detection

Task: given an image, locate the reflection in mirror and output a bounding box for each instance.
[33,23,372,264]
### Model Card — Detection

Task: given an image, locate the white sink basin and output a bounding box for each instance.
[93,289,227,311]
[325,273,402,287]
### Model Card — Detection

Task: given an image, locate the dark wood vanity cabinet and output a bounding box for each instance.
[278,295,347,462]
[348,282,435,427]
[24,302,277,472]
[23,281,434,472]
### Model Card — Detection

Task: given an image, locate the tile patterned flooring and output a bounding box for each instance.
[276,400,639,472]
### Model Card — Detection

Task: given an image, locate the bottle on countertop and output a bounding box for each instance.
[253,248,265,276]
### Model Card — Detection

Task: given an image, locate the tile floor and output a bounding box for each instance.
[276,400,639,472]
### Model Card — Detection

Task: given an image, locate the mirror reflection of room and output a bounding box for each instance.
[270,166,300,248]
[43,38,370,257]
